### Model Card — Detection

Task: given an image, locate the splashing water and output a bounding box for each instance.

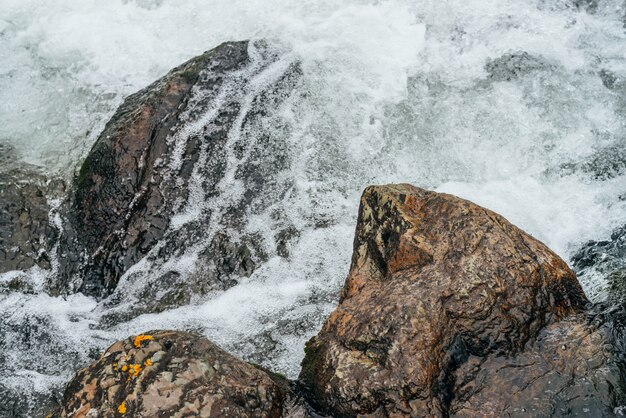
[1,0,625,414]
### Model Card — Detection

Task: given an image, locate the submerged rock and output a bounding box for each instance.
[599,68,623,90]
[53,330,309,417]
[485,51,552,81]
[573,0,599,13]
[56,40,301,313]
[299,184,625,417]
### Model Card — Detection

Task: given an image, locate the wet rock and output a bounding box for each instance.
[0,142,19,171]
[573,224,626,302]
[599,69,622,90]
[299,184,624,417]
[485,51,552,81]
[0,164,59,274]
[56,40,301,307]
[52,330,309,418]
[573,0,598,13]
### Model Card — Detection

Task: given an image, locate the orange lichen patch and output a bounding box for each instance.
[121,365,128,372]
[118,401,127,414]
[144,359,152,367]
[133,335,153,348]
[125,363,142,378]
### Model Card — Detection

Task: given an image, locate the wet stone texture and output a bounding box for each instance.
[53,330,310,418]
[0,163,59,275]
[573,224,626,302]
[485,51,553,82]
[299,184,626,417]
[56,40,301,319]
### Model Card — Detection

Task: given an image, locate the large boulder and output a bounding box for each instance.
[299,184,625,417]
[56,40,301,315]
[53,330,308,418]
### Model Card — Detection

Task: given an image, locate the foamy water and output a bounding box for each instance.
[1,0,625,414]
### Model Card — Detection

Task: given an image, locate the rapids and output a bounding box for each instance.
[0,0,625,415]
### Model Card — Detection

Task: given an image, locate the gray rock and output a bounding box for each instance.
[0,162,60,275]
[573,0,598,13]
[573,224,626,302]
[485,51,553,82]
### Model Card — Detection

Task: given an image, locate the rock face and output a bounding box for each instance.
[54,330,307,418]
[300,184,624,417]
[0,162,59,275]
[56,40,300,313]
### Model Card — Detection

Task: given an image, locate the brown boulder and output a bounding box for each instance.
[53,330,308,418]
[300,184,624,416]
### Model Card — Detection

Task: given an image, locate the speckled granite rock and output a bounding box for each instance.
[53,330,309,418]
[299,184,626,417]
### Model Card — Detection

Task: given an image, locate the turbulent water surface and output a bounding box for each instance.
[1,0,625,415]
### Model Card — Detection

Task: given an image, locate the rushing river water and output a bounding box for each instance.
[1,0,625,415]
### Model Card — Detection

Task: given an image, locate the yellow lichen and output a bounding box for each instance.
[133,335,153,348]
[144,359,152,367]
[120,363,142,378]
[118,401,127,414]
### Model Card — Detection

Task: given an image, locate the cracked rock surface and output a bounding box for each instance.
[299,184,626,417]
[0,161,60,275]
[53,330,309,418]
